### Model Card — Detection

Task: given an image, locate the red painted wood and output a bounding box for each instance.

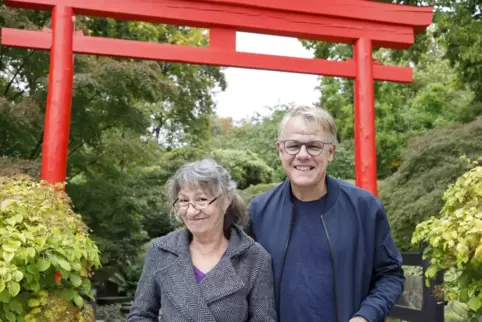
[40,5,74,185]
[1,28,413,83]
[354,38,377,196]
[4,0,417,48]
[210,28,236,50]
[197,0,433,30]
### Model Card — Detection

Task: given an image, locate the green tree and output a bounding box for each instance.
[380,120,482,251]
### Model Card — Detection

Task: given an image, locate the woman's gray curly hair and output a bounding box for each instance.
[165,159,248,236]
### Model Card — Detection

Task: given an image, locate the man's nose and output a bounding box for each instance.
[296,145,311,159]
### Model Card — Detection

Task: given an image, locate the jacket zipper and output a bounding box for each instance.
[276,205,295,312]
[321,215,340,322]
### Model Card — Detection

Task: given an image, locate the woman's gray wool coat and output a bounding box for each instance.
[126,225,277,322]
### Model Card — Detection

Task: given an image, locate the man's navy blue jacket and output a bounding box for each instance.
[247,176,405,322]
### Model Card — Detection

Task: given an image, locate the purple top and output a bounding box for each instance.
[194,267,207,283]
[193,249,228,283]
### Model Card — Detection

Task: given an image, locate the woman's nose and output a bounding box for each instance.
[185,203,200,216]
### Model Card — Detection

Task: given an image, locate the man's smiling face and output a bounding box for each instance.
[277,115,334,190]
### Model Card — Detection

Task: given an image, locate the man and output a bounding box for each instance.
[248,106,404,322]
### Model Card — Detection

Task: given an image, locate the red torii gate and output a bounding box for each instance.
[1,0,433,196]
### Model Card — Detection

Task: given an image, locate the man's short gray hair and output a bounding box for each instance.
[278,106,337,144]
[165,159,248,233]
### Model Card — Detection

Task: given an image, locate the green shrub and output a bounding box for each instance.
[380,120,482,251]
[412,157,482,320]
[0,177,100,321]
[240,182,281,202]
[328,139,355,179]
[211,149,274,190]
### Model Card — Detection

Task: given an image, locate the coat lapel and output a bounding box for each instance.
[158,255,218,322]
[198,256,245,304]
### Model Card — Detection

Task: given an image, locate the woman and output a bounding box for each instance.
[126,159,277,322]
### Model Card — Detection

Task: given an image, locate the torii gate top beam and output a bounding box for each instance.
[5,0,433,49]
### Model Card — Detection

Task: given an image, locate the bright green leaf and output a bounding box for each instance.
[26,264,38,274]
[26,247,36,258]
[58,259,71,271]
[58,288,75,301]
[8,281,20,297]
[468,296,482,312]
[3,251,14,263]
[0,280,5,293]
[13,232,26,243]
[36,258,50,272]
[2,240,21,252]
[69,274,82,287]
[73,295,84,308]
[27,299,40,307]
[12,271,23,282]
[6,311,16,322]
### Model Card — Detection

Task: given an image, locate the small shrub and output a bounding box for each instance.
[380,120,482,251]
[411,157,482,320]
[328,139,355,179]
[0,177,101,321]
[240,183,280,202]
[211,149,274,189]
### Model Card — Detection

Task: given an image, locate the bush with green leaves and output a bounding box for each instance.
[380,120,482,251]
[411,156,482,321]
[211,149,274,190]
[328,139,355,179]
[240,183,281,202]
[0,177,101,322]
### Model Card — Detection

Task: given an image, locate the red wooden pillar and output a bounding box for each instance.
[40,5,74,185]
[354,38,378,196]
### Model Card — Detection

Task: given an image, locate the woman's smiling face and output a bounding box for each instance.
[176,184,228,237]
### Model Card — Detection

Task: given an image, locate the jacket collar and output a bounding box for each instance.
[280,175,340,212]
[153,224,254,258]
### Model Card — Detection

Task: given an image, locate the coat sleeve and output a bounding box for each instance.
[353,203,405,322]
[248,253,277,322]
[126,244,161,322]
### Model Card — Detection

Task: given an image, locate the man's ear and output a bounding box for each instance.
[328,144,336,163]
[276,141,283,157]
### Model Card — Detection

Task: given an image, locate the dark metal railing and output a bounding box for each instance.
[389,251,444,322]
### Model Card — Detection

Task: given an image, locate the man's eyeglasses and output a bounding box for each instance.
[172,196,219,211]
[280,140,332,156]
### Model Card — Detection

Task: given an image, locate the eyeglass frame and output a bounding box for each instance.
[279,139,333,156]
[172,195,220,211]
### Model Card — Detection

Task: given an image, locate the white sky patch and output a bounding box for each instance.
[213,32,321,121]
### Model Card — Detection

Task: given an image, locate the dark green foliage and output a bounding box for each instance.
[211,149,274,190]
[209,105,289,181]
[240,182,281,202]
[328,140,355,179]
[380,121,482,251]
